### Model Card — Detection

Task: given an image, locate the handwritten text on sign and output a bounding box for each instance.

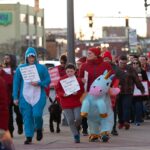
[60,76,80,95]
[20,65,40,82]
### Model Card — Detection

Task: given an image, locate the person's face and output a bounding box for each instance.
[87,50,97,60]
[3,55,11,65]
[139,56,147,65]
[27,56,35,65]
[66,68,75,77]
[132,61,139,69]
[118,59,127,69]
[129,55,134,62]
[103,57,111,63]
[60,60,66,67]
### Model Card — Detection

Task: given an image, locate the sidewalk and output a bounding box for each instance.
[13,114,150,150]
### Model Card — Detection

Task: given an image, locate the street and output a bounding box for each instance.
[13,116,150,150]
[12,89,150,150]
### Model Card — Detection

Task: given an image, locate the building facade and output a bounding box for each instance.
[0,3,45,62]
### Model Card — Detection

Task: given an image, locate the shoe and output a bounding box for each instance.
[111,129,118,136]
[18,125,23,134]
[36,129,43,141]
[74,135,80,143]
[124,122,130,130]
[101,135,109,142]
[118,123,124,129]
[24,137,32,144]
[135,122,140,126]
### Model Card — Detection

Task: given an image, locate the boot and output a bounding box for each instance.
[74,135,80,143]
[111,128,118,136]
[36,129,43,141]
[24,137,32,144]
[18,125,23,135]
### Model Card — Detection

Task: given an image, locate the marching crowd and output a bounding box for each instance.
[0,46,150,149]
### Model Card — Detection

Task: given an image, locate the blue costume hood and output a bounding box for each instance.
[25,47,38,64]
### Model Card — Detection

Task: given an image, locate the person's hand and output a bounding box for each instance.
[72,92,77,95]
[64,93,68,97]
[14,100,18,105]
[82,78,86,84]
[31,82,38,86]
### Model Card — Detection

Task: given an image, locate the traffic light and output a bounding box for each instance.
[125,17,129,27]
[89,16,93,28]
[145,0,147,11]
[87,13,94,28]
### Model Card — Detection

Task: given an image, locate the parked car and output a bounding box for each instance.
[39,60,60,69]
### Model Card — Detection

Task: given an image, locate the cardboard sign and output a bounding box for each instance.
[84,71,88,92]
[20,65,40,82]
[48,67,60,87]
[60,75,80,95]
[146,71,150,81]
[133,81,149,96]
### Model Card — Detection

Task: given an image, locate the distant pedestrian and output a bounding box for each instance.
[56,63,84,143]
[117,55,145,130]
[2,54,23,137]
[0,76,15,150]
[13,47,50,144]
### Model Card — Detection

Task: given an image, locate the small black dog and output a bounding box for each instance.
[48,97,62,133]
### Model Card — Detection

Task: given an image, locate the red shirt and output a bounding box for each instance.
[0,69,13,104]
[55,75,84,109]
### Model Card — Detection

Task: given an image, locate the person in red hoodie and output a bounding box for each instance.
[78,47,113,139]
[2,54,23,137]
[79,47,113,92]
[55,63,84,143]
[0,76,15,150]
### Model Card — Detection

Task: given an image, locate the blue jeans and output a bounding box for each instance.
[117,94,132,124]
[132,97,143,123]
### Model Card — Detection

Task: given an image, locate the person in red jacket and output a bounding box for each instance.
[79,47,113,92]
[3,54,23,137]
[0,76,15,150]
[55,63,84,143]
[78,47,113,138]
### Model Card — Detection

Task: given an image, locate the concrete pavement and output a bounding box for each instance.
[13,114,150,150]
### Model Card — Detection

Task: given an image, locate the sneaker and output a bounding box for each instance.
[74,135,80,143]
[135,122,140,126]
[124,122,130,130]
[24,137,32,144]
[118,123,124,129]
[36,129,43,141]
[111,129,118,136]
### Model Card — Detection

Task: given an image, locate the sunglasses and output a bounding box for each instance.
[133,62,139,65]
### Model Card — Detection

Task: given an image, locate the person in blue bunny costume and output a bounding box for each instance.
[13,47,50,144]
[81,70,120,142]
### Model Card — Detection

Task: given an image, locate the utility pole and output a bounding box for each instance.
[67,0,75,64]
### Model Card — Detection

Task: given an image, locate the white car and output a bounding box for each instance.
[39,60,60,69]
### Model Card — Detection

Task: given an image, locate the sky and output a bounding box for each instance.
[0,0,149,37]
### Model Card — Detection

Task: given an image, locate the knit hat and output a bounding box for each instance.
[77,56,86,63]
[88,47,101,56]
[103,51,112,61]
